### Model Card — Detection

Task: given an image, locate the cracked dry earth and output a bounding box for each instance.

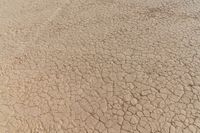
[1,0,200,133]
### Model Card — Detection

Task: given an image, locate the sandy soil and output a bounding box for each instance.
[0,0,200,133]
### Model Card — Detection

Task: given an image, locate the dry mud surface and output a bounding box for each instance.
[0,0,200,133]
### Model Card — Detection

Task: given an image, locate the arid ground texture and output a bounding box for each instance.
[0,0,200,133]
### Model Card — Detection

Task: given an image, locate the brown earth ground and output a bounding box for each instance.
[0,0,200,133]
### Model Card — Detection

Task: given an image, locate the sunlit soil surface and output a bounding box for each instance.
[0,0,200,133]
